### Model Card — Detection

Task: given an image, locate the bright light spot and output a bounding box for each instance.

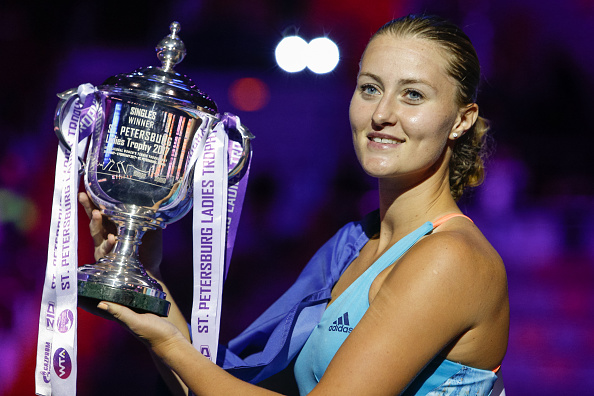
[228,77,270,112]
[307,37,339,74]
[275,36,340,74]
[275,36,308,73]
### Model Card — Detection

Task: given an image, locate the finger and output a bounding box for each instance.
[97,301,147,335]
[95,236,116,260]
[78,192,97,220]
[89,212,116,260]
[97,301,133,323]
[97,301,162,345]
[89,209,108,247]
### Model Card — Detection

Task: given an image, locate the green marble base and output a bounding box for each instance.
[78,280,170,317]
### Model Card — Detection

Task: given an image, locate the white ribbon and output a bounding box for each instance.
[35,84,96,395]
[37,83,248,394]
[191,121,229,363]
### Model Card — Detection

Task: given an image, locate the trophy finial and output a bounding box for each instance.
[156,21,187,72]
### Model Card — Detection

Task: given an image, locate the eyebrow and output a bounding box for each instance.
[398,78,435,89]
[357,72,382,83]
[358,72,436,90]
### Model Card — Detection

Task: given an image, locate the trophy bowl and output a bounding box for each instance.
[55,22,253,316]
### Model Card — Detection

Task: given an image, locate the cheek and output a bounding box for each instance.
[349,97,363,129]
[407,113,421,127]
[400,109,432,138]
[405,107,455,139]
[348,106,355,131]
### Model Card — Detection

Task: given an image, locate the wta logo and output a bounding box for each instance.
[53,348,72,379]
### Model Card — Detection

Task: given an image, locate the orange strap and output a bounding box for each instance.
[432,213,473,228]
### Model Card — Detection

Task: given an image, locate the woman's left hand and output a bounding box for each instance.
[97,302,188,358]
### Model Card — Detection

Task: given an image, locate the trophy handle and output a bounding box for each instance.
[53,88,87,175]
[220,112,255,181]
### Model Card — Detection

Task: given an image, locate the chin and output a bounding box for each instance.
[359,158,397,178]
[361,166,398,179]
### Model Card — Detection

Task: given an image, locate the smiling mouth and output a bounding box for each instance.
[369,136,402,144]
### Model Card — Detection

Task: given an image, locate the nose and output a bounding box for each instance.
[371,96,398,129]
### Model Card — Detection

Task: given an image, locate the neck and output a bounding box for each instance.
[374,167,460,250]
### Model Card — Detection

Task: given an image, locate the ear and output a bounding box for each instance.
[449,103,479,140]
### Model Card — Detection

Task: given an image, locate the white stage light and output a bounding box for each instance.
[307,37,340,74]
[275,36,309,73]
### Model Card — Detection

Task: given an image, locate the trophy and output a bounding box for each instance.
[53,22,253,317]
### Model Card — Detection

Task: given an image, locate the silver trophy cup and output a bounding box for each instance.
[54,22,253,316]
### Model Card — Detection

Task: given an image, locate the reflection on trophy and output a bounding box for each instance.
[54,22,253,316]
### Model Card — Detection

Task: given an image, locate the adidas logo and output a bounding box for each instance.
[328,312,353,333]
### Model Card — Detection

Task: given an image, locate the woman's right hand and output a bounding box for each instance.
[78,192,164,278]
[78,192,116,261]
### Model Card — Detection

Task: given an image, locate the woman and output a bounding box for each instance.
[83,14,509,395]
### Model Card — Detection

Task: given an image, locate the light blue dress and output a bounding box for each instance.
[293,220,498,395]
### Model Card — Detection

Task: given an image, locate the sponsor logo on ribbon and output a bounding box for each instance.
[57,309,74,333]
[45,301,56,331]
[53,348,72,380]
[40,341,52,384]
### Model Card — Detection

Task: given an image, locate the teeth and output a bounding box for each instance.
[372,137,400,144]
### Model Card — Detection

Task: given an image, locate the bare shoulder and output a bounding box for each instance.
[414,219,502,274]
[389,218,507,313]
[370,218,509,370]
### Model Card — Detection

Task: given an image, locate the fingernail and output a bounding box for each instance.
[97,302,109,311]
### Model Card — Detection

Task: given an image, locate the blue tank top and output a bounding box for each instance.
[293,218,498,395]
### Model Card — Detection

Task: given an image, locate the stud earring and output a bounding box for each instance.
[452,133,459,139]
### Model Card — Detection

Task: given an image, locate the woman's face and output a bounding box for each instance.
[350,34,470,182]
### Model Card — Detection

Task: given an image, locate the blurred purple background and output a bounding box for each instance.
[2,0,594,394]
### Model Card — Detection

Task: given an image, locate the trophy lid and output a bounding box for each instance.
[99,22,218,115]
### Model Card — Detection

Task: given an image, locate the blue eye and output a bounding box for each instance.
[361,84,379,95]
[404,89,423,101]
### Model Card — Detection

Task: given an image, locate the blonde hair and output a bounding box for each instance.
[372,14,490,200]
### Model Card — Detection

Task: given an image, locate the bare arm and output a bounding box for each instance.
[98,301,280,396]
[147,278,191,396]
[95,228,507,396]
